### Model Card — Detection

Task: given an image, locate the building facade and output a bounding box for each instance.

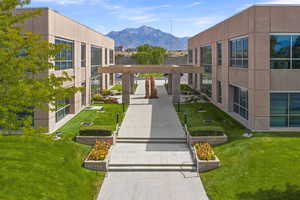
[188,5,300,131]
[17,8,115,133]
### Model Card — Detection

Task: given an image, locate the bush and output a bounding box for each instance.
[88,140,111,161]
[195,143,216,160]
[104,97,118,104]
[92,94,104,101]
[189,126,224,136]
[79,125,113,136]
[101,89,111,96]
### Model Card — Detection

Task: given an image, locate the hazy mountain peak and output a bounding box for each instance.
[107,26,188,50]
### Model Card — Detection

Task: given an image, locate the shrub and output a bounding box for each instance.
[189,126,224,136]
[92,94,104,101]
[79,125,113,136]
[101,89,111,96]
[195,143,216,160]
[88,140,111,161]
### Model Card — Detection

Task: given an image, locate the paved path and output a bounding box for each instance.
[118,80,185,138]
[97,80,209,200]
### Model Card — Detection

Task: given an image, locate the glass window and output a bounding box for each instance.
[270,92,300,127]
[270,35,290,58]
[55,38,74,70]
[232,85,248,120]
[105,48,108,65]
[217,81,222,103]
[230,37,248,68]
[200,45,212,98]
[55,98,70,122]
[109,49,114,64]
[194,48,198,64]
[188,49,193,64]
[270,35,300,69]
[81,43,86,67]
[81,82,86,106]
[217,42,222,65]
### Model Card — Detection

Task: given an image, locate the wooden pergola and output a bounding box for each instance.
[98,65,200,104]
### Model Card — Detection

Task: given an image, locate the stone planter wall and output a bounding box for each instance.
[83,145,113,171]
[193,146,220,172]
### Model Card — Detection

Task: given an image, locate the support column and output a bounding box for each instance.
[130,73,135,94]
[122,73,131,105]
[172,73,181,104]
[168,74,173,95]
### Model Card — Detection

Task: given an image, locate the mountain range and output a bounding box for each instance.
[106,26,188,50]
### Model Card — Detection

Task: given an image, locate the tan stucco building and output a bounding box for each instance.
[17,8,115,133]
[188,5,300,131]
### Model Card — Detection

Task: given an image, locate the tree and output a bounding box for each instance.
[0,0,79,133]
[133,44,166,64]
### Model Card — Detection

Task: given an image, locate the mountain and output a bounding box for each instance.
[106,26,188,50]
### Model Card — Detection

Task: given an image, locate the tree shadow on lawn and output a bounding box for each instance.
[237,183,300,200]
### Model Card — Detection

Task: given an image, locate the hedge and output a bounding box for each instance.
[189,126,224,136]
[79,125,113,136]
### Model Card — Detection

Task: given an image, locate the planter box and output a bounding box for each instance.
[75,135,114,146]
[83,146,113,171]
[193,146,220,172]
[188,134,228,145]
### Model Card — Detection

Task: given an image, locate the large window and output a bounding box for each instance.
[55,38,74,70]
[194,48,198,64]
[188,49,193,64]
[81,82,86,106]
[270,35,300,69]
[109,49,114,64]
[55,98,70,122]
[81,43,86,67]
[91,46,102,76]
[105,48,108,65]
[217,81,222,103]
[230,37,248,68]
[200,45,212,97]
[217,41,222,65]
[270,93,300,127]
[233,86,248,120]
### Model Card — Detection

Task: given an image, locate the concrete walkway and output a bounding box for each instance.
[97,80,209,200]
[118,80,185,138]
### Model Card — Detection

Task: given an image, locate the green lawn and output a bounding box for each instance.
[110,84,122,92]
[178,103,300,200]
[0,103,126,200]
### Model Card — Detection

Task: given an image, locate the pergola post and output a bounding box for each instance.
[122,72,131,105]
[168,74,173,95]
[172,72,181,104]
[130,73,135,94]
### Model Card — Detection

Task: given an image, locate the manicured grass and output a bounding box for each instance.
[110,84,122,92]
[177,103,300,200]
[139,73,164,77]
[109,84,138,93]
[0,103,126,200]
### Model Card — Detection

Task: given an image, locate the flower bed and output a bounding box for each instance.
[84,140,112,171]
[193,143,220,172]
[187,126,228,145]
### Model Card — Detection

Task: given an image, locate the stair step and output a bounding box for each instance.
[108,166,196,172]
[117,137,186,140]
[117,139,186,143]
[109,163,195,167]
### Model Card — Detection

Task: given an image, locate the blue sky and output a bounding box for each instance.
[27,0,300,37]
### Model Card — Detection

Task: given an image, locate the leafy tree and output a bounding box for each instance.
[0,0,79,133]
[133,44,166,64]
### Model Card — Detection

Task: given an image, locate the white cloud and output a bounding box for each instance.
[185,2,201,8]
[32,0,100,5]
[259,0,300,4]
[174,16,224,31]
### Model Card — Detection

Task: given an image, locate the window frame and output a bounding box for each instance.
[232,85,248,120]
[270,33,300,69]
[55,37,74,71]
[229,36,248,68]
